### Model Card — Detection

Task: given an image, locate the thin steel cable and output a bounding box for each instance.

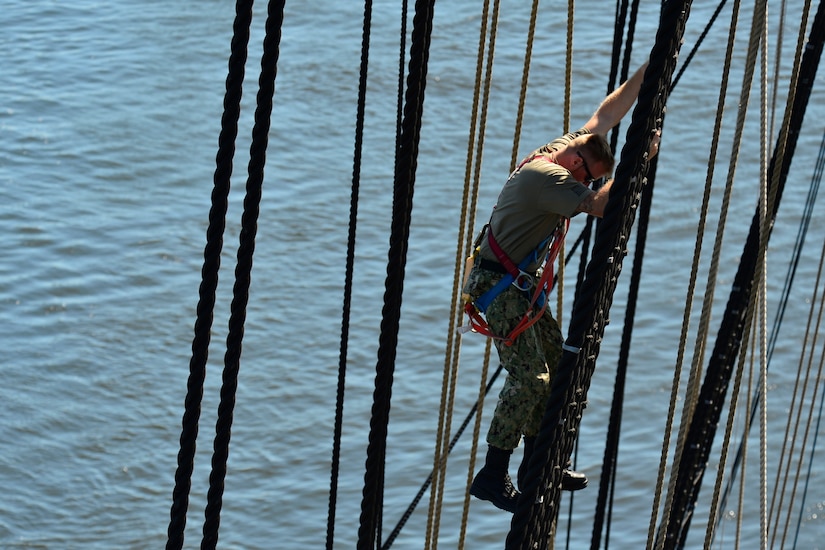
[739,332,758,546]
[792,320,825,548]
[703,273,759,549]
[762,1,823,548]
[713,5,825,535]
[767,3,817,540]
[667,1,824,542]
[768,0,788,141]
[655,0,768,547]
[777,222,825,549]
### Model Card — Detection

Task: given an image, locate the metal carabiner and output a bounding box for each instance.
[511,270,534,292]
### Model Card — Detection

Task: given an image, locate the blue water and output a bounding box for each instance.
[2,1,824,548]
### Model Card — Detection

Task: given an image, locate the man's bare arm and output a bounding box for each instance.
[575,179,613,217]
[584,62,648,136]
[575,129,661,217]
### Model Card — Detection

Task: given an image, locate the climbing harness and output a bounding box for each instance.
[461,216,569,346]
[459,153,571,346]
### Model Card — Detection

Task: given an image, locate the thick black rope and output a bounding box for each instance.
[662,4,825,547]
[592,155,658,550]
[202,3,285,549]
[377,202,595,548]
[326,2,374,549]
[670,0,730,92]
[369,189,591,549]
[590,0,642,546]
[396,0,410,146]
[166,2,252,549]
[714,127,825,538]
[379,1,410,544]
[592,0,731,544]
[506,1,688,547]
[356,0,436,548]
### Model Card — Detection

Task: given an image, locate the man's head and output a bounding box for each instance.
[570,133,614,184]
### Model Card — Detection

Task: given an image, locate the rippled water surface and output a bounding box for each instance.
[2,1,824,548]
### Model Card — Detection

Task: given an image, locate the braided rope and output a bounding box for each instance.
[509,0,541,170]
[357,0,437,546]
[505,1,690,547]
[448,2,497,546]
[648,0,745,545]
[659,0,767,536]
[327,1,376,548]
[705,25,772,543]
[202,3,285,548]
[166,2,252,548]
[658,1,825,545]
[554,0,574,338]
[432,0,502,545]
[422,0,464,543]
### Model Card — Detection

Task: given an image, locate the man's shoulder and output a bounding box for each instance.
[537,127,591,153]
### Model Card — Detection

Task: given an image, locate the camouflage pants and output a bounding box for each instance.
[463,265,563,450]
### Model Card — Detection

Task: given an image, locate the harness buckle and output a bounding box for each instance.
[512,270,535,291]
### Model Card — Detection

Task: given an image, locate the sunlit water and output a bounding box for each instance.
[1,1,824,548]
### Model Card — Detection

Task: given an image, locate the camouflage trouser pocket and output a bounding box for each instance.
[461,265,503,303]
[483,284,564,449]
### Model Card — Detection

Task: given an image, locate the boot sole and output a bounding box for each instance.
[561,477,588,491]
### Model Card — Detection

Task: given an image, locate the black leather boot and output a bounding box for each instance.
[518,436,588,492]
[561,466,588,491]
[470,445,520,513]
[517,436,536,490]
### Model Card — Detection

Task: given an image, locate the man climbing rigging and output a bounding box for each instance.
[463,61,661,513]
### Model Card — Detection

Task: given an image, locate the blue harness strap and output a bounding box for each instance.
[461,153,571,344]
[472,154,559,313]
[473,230,550,313]
[461,218,569,345]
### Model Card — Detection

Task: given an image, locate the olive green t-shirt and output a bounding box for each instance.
[478,128,593,272]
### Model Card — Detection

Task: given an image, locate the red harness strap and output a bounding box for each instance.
[463,218,569,346]
[515,153,555,173]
